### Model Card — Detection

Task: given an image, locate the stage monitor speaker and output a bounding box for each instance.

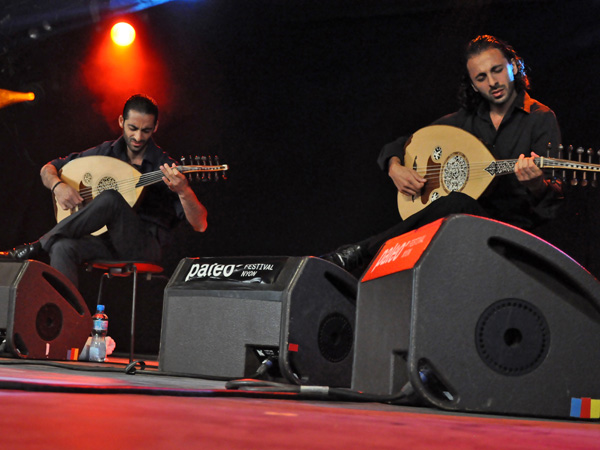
[352,214,600,419]
[159,256,357,387]
[0,260,92,360]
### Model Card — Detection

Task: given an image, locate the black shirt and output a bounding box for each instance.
[377,91,563,229]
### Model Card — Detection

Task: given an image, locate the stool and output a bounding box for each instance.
[85,260,164,363]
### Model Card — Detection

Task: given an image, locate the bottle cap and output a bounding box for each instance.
[97,305,105,312]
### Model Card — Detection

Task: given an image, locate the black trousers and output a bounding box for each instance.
[359,192,488,259]
[40,190,162,287]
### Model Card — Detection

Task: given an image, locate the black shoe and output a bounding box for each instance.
[321,244,365,272]
[8,241,42,261]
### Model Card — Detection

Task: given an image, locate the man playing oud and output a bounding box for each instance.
[6,94,207,287]
[323,35,563,272]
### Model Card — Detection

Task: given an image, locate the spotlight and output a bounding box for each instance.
[0,88,35,110]
[110,22,136,46]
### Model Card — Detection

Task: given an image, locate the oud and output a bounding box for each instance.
[54,155,228,235]
[398,125,600,219]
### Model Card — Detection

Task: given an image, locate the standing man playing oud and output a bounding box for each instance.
[323,35,563,272]
[5,94,207,287]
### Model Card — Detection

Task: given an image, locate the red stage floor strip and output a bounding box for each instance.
[0,362,598,448]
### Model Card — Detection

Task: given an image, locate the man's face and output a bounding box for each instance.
[118,109,158,155]
[467,47,517,108]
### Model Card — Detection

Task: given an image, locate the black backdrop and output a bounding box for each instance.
[2,0,600,354]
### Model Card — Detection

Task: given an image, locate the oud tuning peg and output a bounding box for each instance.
[581,148,593,187]
[558,144,565,182]
[207,156,214,181]
[181,156,190,181]
[569,145,578,186]
[567,144,573,165]
[211,155,219,181]
[198,155,206,182]
[215,155,227,180]
[201,156,209,182]
[574,146,584,186]
[546,142,554,179]
[188,155,196,182]
[595,149,600,188]
[193,155,201,182]
[590,148,598,187]
[587,148,594,186]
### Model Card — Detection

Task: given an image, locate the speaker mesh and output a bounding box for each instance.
[475,299,550,376]
[318,313,353,363]
[36,303,63,341]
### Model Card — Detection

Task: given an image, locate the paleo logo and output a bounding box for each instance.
[370,242,408,271]
[185,263,237,281]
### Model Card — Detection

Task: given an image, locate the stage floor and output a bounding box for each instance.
[1,356,598,448]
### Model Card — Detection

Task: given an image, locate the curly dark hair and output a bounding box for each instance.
[457,35,529,111]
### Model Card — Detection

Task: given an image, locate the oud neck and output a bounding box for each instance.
[490,156,600,177]
[136,169,169,188]
[135,164,228,188]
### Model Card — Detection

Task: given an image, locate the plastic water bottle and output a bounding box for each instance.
[89,305,108,362]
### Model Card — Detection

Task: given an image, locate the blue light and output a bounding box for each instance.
[109,0,202,14]
[109,0,173,14]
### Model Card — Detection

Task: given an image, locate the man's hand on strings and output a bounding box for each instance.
[515,151,546,195]
[54,182,84,211]
[388,157,427,196]
[160,163,190,194]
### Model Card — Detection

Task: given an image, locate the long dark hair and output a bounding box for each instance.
[457,35,529,111]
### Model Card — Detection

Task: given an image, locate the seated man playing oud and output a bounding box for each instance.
[4,94,207,287]
[323,35,563,272]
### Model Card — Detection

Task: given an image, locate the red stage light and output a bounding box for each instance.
[111,22,136,46]
[82,19,169,130]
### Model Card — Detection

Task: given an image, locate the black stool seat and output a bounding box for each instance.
[85,260,164,362]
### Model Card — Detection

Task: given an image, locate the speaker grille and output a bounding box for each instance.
[36,303,63,341]
[318,313,353,363]
[475,299,550,376]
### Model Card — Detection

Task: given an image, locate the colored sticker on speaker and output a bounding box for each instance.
[571,398,600,419]
[361,218,444,282]
[67,348,79,361]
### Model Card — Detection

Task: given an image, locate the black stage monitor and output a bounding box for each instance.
[352,214,600,420]
[159,256,357,387]
[0,260,91,360]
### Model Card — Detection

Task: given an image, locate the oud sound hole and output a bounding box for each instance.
[442,153,468,192]
[83,172,93,185]
[97,176,118,192]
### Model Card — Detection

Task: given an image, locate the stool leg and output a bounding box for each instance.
[97,273,109,306]
[130,265,138,363]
